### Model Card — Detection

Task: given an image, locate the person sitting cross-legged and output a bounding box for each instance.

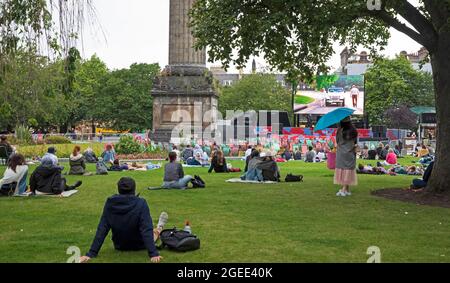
[162,152,194,189]
[79,177,168,263]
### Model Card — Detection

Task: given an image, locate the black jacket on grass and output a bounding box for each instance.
[86,194,159,258]
[30,164,65,194]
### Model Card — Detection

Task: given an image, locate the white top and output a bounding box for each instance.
[350,87,360,96]
[0,165,28,187]
[245,148,253,159]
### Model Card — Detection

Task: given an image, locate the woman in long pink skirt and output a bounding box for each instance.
[334,117,358,196]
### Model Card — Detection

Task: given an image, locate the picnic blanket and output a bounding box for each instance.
[226,178,278,184]
[35,190,79,197]
[182,164,208,168]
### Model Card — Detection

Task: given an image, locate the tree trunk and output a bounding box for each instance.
[427,32,450,193]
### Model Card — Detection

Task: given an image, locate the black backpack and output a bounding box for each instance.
[158,228,200,252]
[285,173,304,182]
[0,183,16,197]
[191,175,205,188]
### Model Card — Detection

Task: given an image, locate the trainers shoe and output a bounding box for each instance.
[157,212,169,230]
[73,181,83,188]
[345,191,352,196]
[336,191,346,197]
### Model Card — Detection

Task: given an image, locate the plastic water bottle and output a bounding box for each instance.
[184,220,192,234]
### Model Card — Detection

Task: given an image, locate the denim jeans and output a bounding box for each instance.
[412,179,427,189]
[163,175,193,189]
[16,169,28,195]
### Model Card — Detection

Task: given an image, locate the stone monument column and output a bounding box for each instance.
[151,0,218,143]
[169,0,206,66]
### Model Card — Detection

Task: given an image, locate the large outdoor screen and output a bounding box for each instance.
[294,75,365,115]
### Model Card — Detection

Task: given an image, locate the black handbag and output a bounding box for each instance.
[285,174,304,182]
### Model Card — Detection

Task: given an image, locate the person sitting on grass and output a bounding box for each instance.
[79,177,167,264]
[162,152,194,189]
[0,135,15,158]
[417,144,430,158]
[367,145,377,160]
[383,149,398,166]
[410,161,434,190]
[208,150,228,173]
[258,152,281,182]
[101,144,116,165]
[0,154,29,196]
[245,149,260,172]
[41,147,59,166]
[30,159,82,195]
[84,147,98,163]
[294,148,302,161]
[109,159,129,172]
[281,148,293,161]
[69,146,92,176]
[305,146,316,163]
[241,152,264,182]
[182,145,194,162]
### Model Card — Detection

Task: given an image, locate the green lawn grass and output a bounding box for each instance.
[1,158,449,263]
[295,95,315,105]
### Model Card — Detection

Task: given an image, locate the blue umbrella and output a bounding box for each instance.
[314,108,355,131]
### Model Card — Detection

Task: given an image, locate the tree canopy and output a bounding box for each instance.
[191,0,450,193]
[365,56,434,125]
[218,74,292,117]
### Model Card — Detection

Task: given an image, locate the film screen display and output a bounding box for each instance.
[294,75,365,115]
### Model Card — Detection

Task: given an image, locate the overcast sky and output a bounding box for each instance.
[79,0,422,72]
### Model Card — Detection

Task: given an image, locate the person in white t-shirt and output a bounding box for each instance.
[350,85,360,108]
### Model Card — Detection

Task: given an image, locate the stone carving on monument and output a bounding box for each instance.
[151,0,218,143]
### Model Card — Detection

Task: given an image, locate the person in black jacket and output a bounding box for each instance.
[208,150,228,173]
[257,153,281,182]
[30,159,82,195]
[411,161,434,190]
[80,177,167,263]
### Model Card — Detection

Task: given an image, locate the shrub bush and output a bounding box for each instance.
[44,136,72,144]
[115,135,141,155]
[14,125,33,145]
[16,143,104,159]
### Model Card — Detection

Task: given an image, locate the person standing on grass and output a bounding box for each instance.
[335,117,358,197]
[79,177,167,263]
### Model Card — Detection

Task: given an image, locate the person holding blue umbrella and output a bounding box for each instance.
[315,108,358,196]
[334,117,358,196]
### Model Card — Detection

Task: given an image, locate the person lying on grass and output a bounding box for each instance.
[80,177,168,263]
[109,159,129,171]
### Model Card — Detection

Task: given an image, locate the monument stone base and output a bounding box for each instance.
[150,66,218,143]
